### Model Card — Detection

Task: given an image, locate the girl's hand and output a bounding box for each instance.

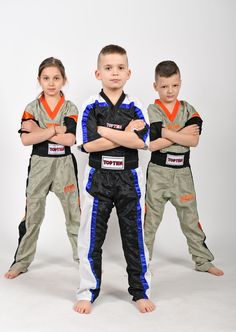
[55,125,66,134]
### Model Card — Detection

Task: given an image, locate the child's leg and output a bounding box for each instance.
[6,194,47,276]
[145,163,169,259]
[74,167,113,312]
[171,167,223,275]
[5,156,50,277]
[4,217,27,278]
[53,154,80,263]
[115,168,155,312]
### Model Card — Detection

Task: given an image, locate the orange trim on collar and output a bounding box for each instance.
[39,94,65,120]
[155,99,180,122]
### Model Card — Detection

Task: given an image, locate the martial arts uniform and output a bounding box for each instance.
[9,93,80,273]
[145,99,214,272]
[76,90,151,302]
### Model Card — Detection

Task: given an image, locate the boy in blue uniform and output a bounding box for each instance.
[74,45,155,314]
[145,60,223,276]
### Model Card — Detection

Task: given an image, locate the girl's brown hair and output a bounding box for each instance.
[38,57,66,80]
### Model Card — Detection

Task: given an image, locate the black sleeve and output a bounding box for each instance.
[150,122,163,141]
[133,125,149,142]
[132,104,149,142]
[64,117,77,135]
[18,118,40,134]
[184,117,203,134]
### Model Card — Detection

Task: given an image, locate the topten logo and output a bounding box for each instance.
[106,123,122,129]
[166,123,180,130]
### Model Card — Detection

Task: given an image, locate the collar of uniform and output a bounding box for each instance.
[100,89,126,108]
[154,99,180,122]
[39,92,65,120]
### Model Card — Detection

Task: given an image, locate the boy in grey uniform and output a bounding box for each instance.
[145,60,223,276]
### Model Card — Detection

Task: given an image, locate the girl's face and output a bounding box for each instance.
[38,66,66,98]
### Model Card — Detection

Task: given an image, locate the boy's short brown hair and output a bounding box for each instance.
[97,44,128,67]
[155,61,180,81]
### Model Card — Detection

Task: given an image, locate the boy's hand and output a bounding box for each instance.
[125,120,145,132]
[21,120,40,133]
[180,124,199,136]
[97,126,105,135]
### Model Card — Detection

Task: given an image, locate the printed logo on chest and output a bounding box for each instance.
[106,123,123,129]
[166,123,180,130]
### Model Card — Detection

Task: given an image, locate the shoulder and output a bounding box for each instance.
[180,100,196,111]
[65,99,77,108]
[124,94,149,122]
[82,93,106,111]
[124,94,143,109]
[180,100,201,118]
[147,103,163,122]
[147,103,159,113]
[24,98,39,113]
[26,98,39,108]
[64,99,78,112]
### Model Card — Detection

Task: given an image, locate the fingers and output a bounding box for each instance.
[130,120,145,131]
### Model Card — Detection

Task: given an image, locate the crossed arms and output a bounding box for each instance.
[22,119,198,152]
[83,119,146,152]
[149,124,200,152]
[20,120,76,147]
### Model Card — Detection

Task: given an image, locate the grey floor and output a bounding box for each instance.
[1,197,235,332]
[1,249,235,332]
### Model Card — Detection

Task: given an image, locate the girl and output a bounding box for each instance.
[5,57,80,279]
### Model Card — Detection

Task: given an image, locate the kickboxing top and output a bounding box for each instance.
[77,90,149,170]
[148,99,202,167]
[19,93,78,157]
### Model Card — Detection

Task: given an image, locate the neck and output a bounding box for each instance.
[44,93,61,101]
[160,99,177,113]
[103,87,123,105]
[43,93,61,107]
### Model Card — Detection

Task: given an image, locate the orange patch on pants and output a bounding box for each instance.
[180,193,195,202]
[64,184,76,193]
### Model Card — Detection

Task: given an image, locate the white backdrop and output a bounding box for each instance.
[0,0,235,274]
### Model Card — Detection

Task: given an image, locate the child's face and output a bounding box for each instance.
[38,66,66,98]
[95,53,131,93]
[154,73,181,104]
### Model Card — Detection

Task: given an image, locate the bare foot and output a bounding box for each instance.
[208,266,224,276]
[136,299,156,313]
[4,270,22,279]
[73,300,92,314]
